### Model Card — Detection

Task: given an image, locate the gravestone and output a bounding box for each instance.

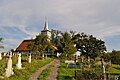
[102,65,106,80]
[28,53,31,63]
[101,58,106,80]
[42,53,44,59]
[45,54,47,59]
[3,52,6,56]
[0,52,2,60]
[16,53,22,69]
[10,51,12,57]
[5,55,14,77]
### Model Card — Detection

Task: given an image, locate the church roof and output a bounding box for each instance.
[16,40,32,51]
[16,39,58,51]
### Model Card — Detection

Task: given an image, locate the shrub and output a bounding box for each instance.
[110,50,120,65]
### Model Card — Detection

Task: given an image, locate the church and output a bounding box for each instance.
[16,20,59,56]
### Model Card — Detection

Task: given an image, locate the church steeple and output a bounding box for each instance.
[41,18,51,40]
[44,18,49,30]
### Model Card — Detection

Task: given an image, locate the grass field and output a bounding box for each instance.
[0,56,53,80]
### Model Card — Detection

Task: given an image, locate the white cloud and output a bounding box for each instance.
[0,0,120,51]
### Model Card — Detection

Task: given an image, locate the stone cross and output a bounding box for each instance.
[5,55,14,77]
[16,53,22,69]
[0,52,2,60]
[28,53,31,63]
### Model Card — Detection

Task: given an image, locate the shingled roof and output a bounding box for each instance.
[16,40,31,51]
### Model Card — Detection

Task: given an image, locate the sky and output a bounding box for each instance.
[0,0,120,52]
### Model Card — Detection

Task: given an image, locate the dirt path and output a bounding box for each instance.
[29,59,55,80]
[29,59,60,80]
[46,59,60,80]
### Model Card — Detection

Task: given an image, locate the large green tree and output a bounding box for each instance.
[61,32,77,59]
[72,32,106,59]
[51,29,63,53]
[28,34,53,56]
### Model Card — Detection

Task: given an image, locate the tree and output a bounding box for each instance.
[61,32,77,59]
[51,29,63,53]
[0,38,4,48]
[0,38,2,42]
[110,50,120,64]
[51,29,61,46]
[72,32,106,59]
[28,34,53,56]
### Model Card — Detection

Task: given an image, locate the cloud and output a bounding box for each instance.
[0,0,120,51]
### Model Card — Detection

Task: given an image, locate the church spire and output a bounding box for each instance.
[44,18,49,30]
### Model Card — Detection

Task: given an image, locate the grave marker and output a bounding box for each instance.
[5,55,14,77]
[16,53,22,69]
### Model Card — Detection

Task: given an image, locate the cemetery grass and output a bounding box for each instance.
[107,64,120,74]
[57,62,101,80]
[37,60,58,80]
[37,68,51,80]
[0,56,53,80]
[57,60,120,80]
[57,62,75,80]
[0,60,7,77]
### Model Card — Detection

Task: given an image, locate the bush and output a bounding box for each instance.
[110,50,120,65]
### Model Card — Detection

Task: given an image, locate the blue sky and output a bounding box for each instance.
[0,0,120,52]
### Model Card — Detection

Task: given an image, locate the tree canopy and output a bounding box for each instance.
[72,32,106,59]
[60,32,77,59]
[28,34,53,55]
[28,30,106,59]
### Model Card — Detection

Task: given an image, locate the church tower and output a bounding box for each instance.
[41,19,51,39]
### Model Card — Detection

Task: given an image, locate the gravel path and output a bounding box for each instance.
[29,59,60,80]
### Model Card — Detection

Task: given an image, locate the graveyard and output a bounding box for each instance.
[0,20,120,80]
[0,35,120,80]
[0,52,53,80]
[0,51,120,80]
